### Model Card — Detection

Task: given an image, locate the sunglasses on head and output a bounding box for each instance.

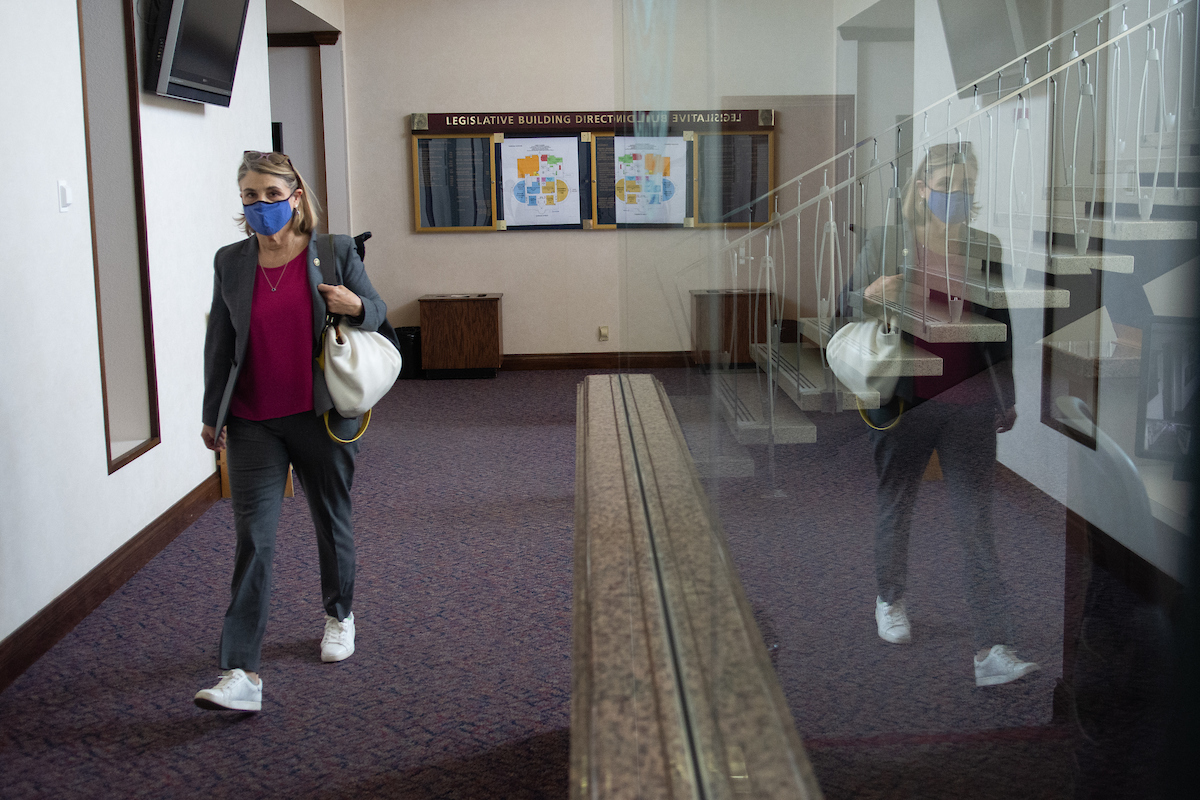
[243,150,294,168]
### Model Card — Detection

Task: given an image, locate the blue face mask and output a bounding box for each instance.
[927,190,972,224]
[243,192,295,235]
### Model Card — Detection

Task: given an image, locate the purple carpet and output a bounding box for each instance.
[1,368,1092,798]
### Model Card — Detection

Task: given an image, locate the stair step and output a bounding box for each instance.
[986,245,1136,275]
[713,372,817,444]
[896,264,1070,309]
[756,335,943,409]
[1133,144,1200,159]
[1093,154,1200,174]
[1140,130,1200,148]
[1048,185,1200,207]
[1040,247,1136,274]
[905,233,1133,275]
[995,212,1197,242]
[848,290,1008,343]
[751,340,884,411]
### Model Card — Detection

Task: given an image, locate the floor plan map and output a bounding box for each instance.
[501,137,581,226]
[614,136,687,225]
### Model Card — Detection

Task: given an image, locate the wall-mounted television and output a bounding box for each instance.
[145,0,251,107]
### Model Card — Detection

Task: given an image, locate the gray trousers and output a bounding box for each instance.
[220,411,360,672]
[870,399,1014,650]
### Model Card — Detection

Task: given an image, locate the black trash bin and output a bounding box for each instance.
[396,326,423,379]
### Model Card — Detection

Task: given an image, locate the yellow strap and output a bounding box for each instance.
[857,397,904,431]
[324,409,370,443]
[318,322,368,443]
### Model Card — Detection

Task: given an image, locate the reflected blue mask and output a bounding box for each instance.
[243,193,295,235]
[927,190,972,224]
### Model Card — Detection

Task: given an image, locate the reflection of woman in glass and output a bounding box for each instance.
[856,143,1038,686]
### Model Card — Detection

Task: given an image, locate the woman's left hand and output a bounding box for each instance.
[318,284,365,317]
[995,406,1017,433]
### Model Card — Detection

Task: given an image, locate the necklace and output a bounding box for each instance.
[260,262,288,292]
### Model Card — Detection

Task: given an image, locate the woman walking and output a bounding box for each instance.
[195,151,386,711]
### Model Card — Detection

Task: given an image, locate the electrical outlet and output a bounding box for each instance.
[598,326,609,342]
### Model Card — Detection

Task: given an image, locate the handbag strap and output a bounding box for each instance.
[314,233,340,359]
[316,233,337,286]
[315,234,373,444]
[858,397,904,431]
[325,409,371,444]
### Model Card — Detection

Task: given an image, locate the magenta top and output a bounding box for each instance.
[229,251,315,421]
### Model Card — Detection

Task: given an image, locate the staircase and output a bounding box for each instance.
[707,0,1198,450]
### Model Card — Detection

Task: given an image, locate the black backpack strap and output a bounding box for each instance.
[316,233,337,286]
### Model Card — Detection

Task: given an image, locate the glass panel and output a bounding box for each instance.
[614,0,1199,796]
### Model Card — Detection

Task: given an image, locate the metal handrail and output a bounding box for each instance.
[714,0,1194,245]
[710,0,1190,255]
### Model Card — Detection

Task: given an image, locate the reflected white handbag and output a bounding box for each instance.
[825,316,902,404]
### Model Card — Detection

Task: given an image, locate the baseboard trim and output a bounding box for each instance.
[503,351,691,371]
[0,472,221,693]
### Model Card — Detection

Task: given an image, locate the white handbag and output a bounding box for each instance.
[320,319,403,441]
[314,233,402,443]
[825,316,902,404]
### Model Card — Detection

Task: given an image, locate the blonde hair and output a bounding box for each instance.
[236,151,322,236]
[901,142,980,226]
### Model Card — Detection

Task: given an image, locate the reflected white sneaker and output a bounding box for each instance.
[875,597,912,643]
[975,645,1040,686]
[321,612,355,662]
[194,669,262,711]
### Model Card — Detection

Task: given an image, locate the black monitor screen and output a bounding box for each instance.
[171,0,248,90]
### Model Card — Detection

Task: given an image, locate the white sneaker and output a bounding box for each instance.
[321,612,355,662]
[875,597,912,643]
[194,669,262,711]
[975,645,1040,686]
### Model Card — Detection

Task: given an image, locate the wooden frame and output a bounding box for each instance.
[498,135,586,230]
[693,130,776,229]
[411,133,498,232]
[78,0,161,472]
[588,132,616,229]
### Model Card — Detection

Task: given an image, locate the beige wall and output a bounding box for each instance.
[340,0,860,354]
[342,0,620,354]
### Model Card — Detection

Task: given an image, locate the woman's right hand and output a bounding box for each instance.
[865,273,905,303]
[202,425,226,452]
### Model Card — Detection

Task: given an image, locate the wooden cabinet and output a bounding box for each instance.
[690,290,773,367]
[418,294,503,377]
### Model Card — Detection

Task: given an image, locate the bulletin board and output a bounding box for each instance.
[694,131,774,227]
[411,134,497,232]
[410,110,774,233]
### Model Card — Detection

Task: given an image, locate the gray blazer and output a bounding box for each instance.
[202,234,387,433]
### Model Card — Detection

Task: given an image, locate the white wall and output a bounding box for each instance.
[0,0,272,643]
